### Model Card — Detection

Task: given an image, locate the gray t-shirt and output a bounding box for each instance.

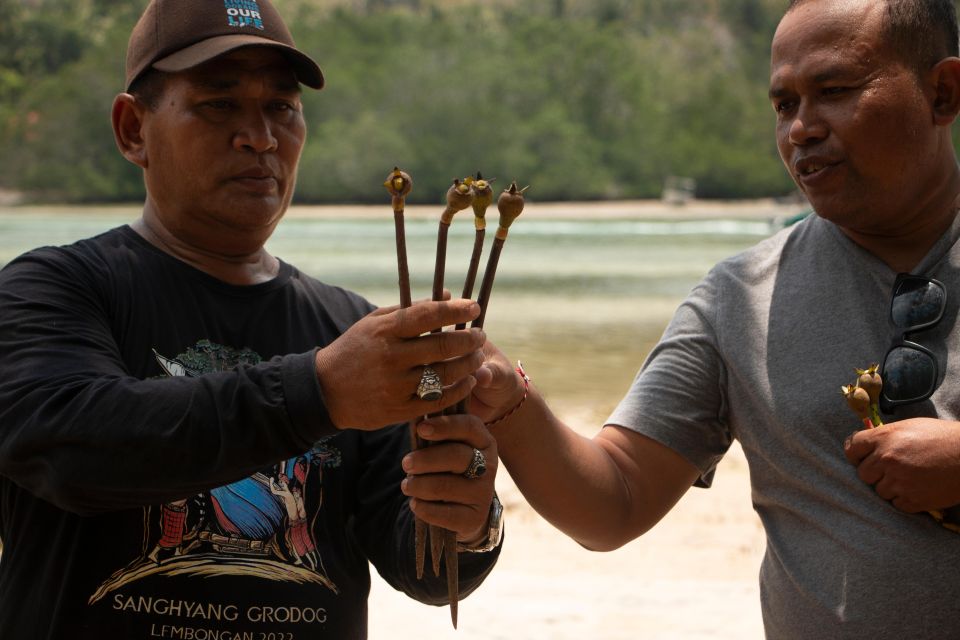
[608,213,960,638]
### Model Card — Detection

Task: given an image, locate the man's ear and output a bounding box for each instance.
[111,93,149,169]
[929,57,960,126]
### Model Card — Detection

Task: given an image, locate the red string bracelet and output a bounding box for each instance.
[485,361,530,427]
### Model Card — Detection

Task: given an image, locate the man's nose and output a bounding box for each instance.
[233,110,278,153]
[788,101,828,146]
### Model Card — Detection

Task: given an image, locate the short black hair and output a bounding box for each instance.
[127,68,168,111]
[787,0,959,73]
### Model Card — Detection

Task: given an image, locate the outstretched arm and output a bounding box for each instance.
[471,345,700,551]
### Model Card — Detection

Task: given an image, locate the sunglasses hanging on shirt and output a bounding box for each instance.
[879,274,946,413]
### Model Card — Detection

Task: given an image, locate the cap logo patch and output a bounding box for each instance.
[223,0,265,30]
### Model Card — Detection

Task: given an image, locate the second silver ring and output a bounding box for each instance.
[462,448,487,479]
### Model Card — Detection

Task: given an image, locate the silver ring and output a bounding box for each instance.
[416,366,443,401]
[463,448,487,479]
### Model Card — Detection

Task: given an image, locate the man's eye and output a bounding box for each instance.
[822,86,849,96]
[203,100,234,110]
[774,100,795,114]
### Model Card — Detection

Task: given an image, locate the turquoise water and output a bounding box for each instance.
[269,216,773,304]
[0,207,771,304]
[0,206,774,419]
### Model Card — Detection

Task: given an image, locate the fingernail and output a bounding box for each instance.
[401,478,410,494]
[401,455,413,471]
[843,435,853,450]
[418,422,435,437]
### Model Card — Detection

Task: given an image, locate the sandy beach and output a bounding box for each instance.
[368,426,766,640]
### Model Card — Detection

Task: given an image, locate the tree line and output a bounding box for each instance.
[2,0,959,204]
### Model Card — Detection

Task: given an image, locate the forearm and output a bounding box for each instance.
[0,352,334,514]
[490,389,648,551]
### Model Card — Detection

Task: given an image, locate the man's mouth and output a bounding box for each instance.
[234,170,275,180]
[794,157,839,182]
[230,170,279,194]
[799,162,827,175]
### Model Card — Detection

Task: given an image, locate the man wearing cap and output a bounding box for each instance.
[0,1,502,637]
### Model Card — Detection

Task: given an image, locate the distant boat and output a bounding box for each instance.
[771,207,812,230]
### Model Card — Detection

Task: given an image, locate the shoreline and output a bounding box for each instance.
[289,198,807,221]
[0,198,808,221]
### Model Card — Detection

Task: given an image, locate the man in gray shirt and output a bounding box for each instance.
[415,0,960,636]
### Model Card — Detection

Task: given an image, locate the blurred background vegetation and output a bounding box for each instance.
[2,0,959,204]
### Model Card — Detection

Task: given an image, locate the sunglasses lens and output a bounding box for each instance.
[882,345,937,403]
[890,277,945,330]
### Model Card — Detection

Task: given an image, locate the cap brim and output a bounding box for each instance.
[152,34,324,89]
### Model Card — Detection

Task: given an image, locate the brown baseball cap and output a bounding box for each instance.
[125,0,324,91]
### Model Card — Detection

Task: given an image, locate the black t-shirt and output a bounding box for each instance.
[0,226,498,639]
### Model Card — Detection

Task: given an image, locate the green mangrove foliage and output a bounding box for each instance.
[3,0,959,203]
